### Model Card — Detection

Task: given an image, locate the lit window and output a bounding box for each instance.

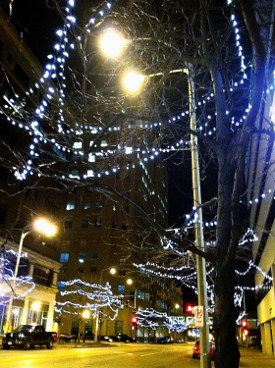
[84,202,91,210]
[125,146,133,154]
[78,253,86,263]
[96,201,103,209]
[73,141,82,149]
[57,281,65,290]
[88,153,96,162]
[87,170,94,177]
[60,253,69,262]
[101,140,107,147]
[118,285,125,293]
[66,202,75,210]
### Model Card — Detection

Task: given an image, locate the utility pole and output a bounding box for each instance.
[187,65,211,368]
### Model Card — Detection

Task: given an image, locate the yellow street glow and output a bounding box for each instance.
[110,267,117,275]
[34,218,57,237]
[31,301,41,311]
[99,29,126,58]
[126,278,133,285]
[82,310,90,319]
[123,72,145,93]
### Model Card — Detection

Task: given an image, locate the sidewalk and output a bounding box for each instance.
[239,347,275,368]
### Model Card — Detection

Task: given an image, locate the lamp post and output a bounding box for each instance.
[98,30,210,366]
[94,266,117,342]
[4,218,57,333]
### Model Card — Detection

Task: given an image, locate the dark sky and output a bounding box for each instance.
[10,0,219,228]
[12,0,61,63]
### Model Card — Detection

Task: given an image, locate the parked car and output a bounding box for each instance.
[2,325,56,350]
[115,334,135,343]
[192,340,215,359]
[157,336,174,344]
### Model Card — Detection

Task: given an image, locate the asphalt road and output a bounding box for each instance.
[1,342,274,368]
[2,342,204,368]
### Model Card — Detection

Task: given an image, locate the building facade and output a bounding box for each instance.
[0,238,61,333]
[247,80,275,355]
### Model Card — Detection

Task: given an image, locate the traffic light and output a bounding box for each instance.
[185,304,194,313]
[241,320,247,328]
[131,316,138,325]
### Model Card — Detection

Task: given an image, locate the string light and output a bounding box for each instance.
[55,279,124,320]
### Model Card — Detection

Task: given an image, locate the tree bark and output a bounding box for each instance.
[214,264,240,368]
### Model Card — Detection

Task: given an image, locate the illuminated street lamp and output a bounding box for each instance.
[122,71,145,94]
[98,28,210,365]
[82,310,90,319]
[99,28,126,58]
[175,303,180,310]
[31,301,41,312]
[4,217,57,333]
[126,278,133,285]
[109,267,117,275]
[94,266,117,342]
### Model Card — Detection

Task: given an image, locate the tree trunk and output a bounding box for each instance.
[214,263,240,368]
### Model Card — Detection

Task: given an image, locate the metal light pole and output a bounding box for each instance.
[94,267,117,342]
[98,30,210,364]
[187,64,211,368]
[4,230,30,333]
[4,218,57,333]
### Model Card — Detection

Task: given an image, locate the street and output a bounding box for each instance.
[1,342,275,368]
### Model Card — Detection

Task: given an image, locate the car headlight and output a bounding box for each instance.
[18,333,25,338]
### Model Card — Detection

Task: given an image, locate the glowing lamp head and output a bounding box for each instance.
[31,301,41,311]
[186,304,193,313]
[34,218,57,237]
[126,278,133,285]
[122,71,145,94]
[82,310,90,319]
[175,303,180,309]
[110,267,117,275]
[99,28,126,58]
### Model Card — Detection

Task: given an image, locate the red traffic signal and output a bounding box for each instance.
[241,320,247,328]
[185,304,194,313]
[131,316,138,324]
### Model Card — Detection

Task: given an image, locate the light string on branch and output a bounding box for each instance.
[1,0,263,183]
[0,251,35,305]
[55,278,124,320]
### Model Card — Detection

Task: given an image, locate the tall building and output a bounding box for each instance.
[55,130,183,341]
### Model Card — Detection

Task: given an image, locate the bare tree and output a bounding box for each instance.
[0,1,274,367]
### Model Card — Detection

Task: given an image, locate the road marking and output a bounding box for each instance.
[140,351,163,357]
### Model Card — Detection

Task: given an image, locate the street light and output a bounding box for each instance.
[94,266,117,342]
[99,28,127,58]
[98,29,210,367]
[4,217,57,333]
[122,71,145,94]
[126,278,133,285]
